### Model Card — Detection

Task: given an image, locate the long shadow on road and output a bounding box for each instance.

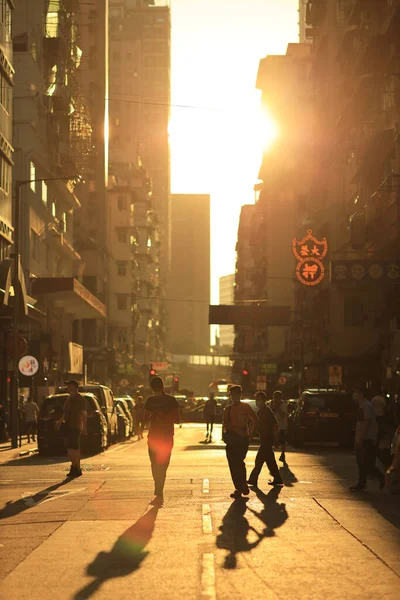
[74,506,159,600]
[216,487,288,569]
[0,479,73,520]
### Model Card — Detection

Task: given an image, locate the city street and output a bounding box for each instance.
[1,424,399,600]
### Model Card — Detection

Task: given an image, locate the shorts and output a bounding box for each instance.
[279,429,286,445]
[65,427,81,450]
[205,415,215,424]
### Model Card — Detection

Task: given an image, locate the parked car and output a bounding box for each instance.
[115,404,130,440]
[114,398,134,436]
[38,393,108,455]
[287,398,299,416]
[288,389,357,447]
[58,384,118,445]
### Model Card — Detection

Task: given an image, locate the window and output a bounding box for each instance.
[30,162,36,193]
[0,74,11,113]
[1,1,11,36]
[61,212,67,233]
[51,201,56,218]
[42,181,48,206]
[117,195,127,210]
[117,261,127,276]
[0,156,10,194]
[117,229,127,243]
[31,230,39,260]
[344,295,364,327]
[117,294,128,310]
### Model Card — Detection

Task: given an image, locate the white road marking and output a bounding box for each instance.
[202,478,209,494]
[202,504,212,534]
[201,553,216,600]
[21,487,86,507]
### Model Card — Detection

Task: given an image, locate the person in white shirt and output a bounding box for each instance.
[350,387,381,492]
[23,397,39,443]
[271,390,288,463]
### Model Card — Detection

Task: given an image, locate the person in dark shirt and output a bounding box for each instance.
[56,380,87,478]
[145,376,180,507]
[248,391,283,488]
[134,395,145,440]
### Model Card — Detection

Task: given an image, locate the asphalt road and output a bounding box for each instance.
[1,424,399,600]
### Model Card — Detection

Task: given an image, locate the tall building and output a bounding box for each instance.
[109,0,171,277]
[10,0,107,390]
[168,194,210,356]
[0,0,13,264]
[219,274,235,350]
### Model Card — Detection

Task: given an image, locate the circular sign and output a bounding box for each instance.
[278,376,287,385]
[296,258,325,286]
[18,355,39,377]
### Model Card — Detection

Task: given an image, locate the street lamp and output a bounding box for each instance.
[10,175,79,448]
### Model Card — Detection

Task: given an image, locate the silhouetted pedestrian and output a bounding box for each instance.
[350,387,381,492]
[144,376,180,507]
[23,397,39,443]
[271,390,288,463]
[134,396,145,440]
[56,380,87,478]
[248,391,283,488]
[223,385,257,499]
[203,392,217,441]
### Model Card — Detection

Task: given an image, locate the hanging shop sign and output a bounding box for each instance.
[292,229,328,286]
[331,260,400,285]
[328,365,342,386]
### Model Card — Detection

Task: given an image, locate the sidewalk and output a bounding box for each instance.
[0,441,38,464]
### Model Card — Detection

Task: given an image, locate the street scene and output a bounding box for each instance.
[1,0,400,598]
[1,422,400,600]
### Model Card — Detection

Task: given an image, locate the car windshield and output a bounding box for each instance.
[304,394,352,411]
[40,395,96,418]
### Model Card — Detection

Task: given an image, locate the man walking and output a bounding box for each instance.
[223,385,257,499]
[271,390,288,463]
[350,387,380,492]
[134,396,145,440]
[23,396,39,443]
[248,391,283,488]
[56,380,87,478]
[145,376,180,507]
[203,392,217,442]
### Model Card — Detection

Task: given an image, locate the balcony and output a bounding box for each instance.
[44,222,81,261]
[31,277,107,320]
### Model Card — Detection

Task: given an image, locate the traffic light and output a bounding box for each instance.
[172,376,179,392]
[241,367,251,392]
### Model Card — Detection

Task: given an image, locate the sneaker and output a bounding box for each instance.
[150,495,164,507]
[279,453,286,463]
[349,484,366,492]
[247,479,258,487]
[241,485,250,496]
[268,479,284,486]
[230,490,242,499]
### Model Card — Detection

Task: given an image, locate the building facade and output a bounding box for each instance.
[10,0,107,393]
[168,194,210,356]
[219,274,235,351]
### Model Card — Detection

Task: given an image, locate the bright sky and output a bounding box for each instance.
[168,0,300,308]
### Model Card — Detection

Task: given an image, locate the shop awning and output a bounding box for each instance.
[31,277,107,320]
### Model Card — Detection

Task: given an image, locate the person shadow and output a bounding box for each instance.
[0,479,72,520]
[247,486,288,537]
[74,506,159,600]
[279,462,298,487]
[216,499,264,569]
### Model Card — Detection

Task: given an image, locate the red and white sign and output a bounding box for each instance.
[19,355,39,377]
[151,362,169,371]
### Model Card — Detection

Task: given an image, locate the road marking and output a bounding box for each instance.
[202,504,212,534]
[201,553,216,600]
[21,487,86,507]
[202,478,209,494]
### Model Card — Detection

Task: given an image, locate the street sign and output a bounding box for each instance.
[18,355,39,377]
[278,376,287,385]
[256,375,267,391]
[328,365,342,386]
[6,334,28,360]
[331,260,400,285]
[209,305,291,326]
[151,362,169,371]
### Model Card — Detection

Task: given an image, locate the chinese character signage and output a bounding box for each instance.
[18,355,39,377]
[292,229,328,286]
[331,260,400,285]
